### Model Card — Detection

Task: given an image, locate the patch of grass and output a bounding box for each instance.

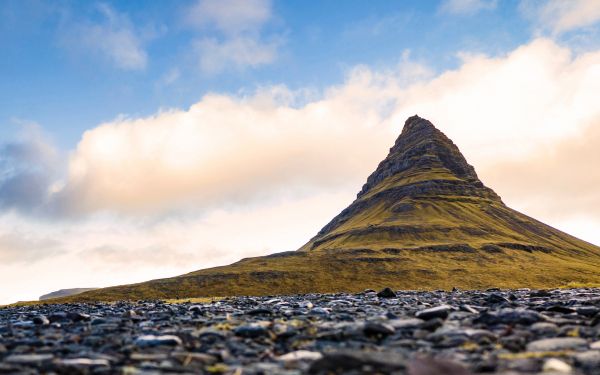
[163,297,224,304]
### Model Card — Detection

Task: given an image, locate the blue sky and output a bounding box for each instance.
[2,0,600,304]
[0,0,535,148]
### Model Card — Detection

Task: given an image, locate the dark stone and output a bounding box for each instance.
[234,324,269,338]
[486,293,510,304]
[67,312,91,322]
[48,312,68,323]
[134,334,182,347]
[32,315,49,325]
[546,305,576,314]
[309,350,406,374]
[363,322,395,338]
[247,308,273,316]
[416,305,451,320]
[376,287,397,298]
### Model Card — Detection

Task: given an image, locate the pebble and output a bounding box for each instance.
[415,304,452,320]
[1,288,599,374]
[363,322,395,337]
[32,315,49,325]
[527,337,588,352]
[574,351,600,368]
[376,287,397,298]
[234,323,269,338]
[278,350,323,362]
[134,334,182,347]
[542,358,572,373]
[4,354,54,364]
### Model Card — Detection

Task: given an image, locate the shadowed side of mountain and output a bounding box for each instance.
[51,116,600,303]
[39,288,98,301]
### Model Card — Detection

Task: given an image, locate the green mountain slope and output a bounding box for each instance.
[58,116,600,302]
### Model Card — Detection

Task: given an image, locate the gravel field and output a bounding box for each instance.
[1,288,600,374]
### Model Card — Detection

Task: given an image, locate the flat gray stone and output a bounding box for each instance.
[526,337,587,352]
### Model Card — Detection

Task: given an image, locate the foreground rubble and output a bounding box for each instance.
[1,288,600,374]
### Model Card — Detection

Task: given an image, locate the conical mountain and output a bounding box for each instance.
[57,116,600,302]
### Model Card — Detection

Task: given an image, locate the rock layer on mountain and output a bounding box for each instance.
[53,116,600,302]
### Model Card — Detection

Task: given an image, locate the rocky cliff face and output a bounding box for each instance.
[358,115,485,197]
[53,116,600,303]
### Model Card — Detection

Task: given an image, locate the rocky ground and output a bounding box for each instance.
[1,288,600,374]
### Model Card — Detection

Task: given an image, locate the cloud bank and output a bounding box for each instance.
[37,38,600,221]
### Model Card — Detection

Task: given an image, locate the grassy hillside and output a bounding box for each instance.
[50,116,600,303]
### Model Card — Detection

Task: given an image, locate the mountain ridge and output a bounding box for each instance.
[51,116,600,302]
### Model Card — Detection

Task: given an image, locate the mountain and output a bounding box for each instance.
[39,288,98,301]
[56,116,600,302]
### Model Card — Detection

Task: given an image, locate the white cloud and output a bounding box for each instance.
[184,0,281,72]
[65,4,148,70]
[439,0,497,15]
[521,0,600,34]
[52,85,391,215]
[32,38,600,228]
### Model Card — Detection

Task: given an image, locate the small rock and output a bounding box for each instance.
[67,312,91,322]
[299,300,314,309]
[363,322,395,337]
[48,312,68,323]
[574,350,600,369]
[4,354,54,364]
[377,287,397,298]
[247,308,273,316]
[531,322,559,335]
[546,305,576,314]
[278,350,323,363]
[416,305,452,320]
[527,337,587,352]
[542,358,572,373]
[234,324,269,338]
[58,358,110,367]
[32,315,49,325]
[134,334,182,347]
[474,308,544,325]
[487,293,510,304]
[388,318,424,329]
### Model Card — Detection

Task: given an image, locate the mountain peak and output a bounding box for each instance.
[357,116,484,198]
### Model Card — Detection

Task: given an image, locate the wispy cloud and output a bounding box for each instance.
[0,231,62,265]
[520,0,600,35]
[193,35,282,73]
[185,0,271,35]
[62,3,149,70]
[439,0,497,16]
[184,0,283,73]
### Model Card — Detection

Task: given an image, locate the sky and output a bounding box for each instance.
[1,0,600,304]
